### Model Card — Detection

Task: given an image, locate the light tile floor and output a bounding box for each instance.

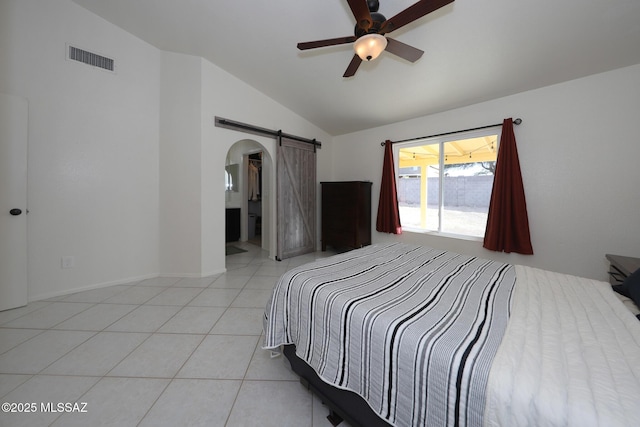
[0,242,350,427]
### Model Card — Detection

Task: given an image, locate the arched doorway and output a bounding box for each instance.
[224,139,275,258]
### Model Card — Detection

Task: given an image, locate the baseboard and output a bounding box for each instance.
[30,267,230,303]
[29,273,158,302]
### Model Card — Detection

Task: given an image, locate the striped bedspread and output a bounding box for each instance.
[264,243,516,427]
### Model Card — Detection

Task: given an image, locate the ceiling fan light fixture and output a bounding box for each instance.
[354,33,387,61]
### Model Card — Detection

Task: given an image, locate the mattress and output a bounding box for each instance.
[264,243,640,427]
[264,243,515,426]
[484,265,640,427]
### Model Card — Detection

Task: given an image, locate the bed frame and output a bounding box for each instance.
[283,344,391,427]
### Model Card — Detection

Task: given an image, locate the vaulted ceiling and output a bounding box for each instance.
[72,0,640,136]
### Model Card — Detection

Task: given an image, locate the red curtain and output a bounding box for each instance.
[376,140,402,234]
[483,119,533,254]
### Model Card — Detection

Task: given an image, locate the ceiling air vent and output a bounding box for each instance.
[67,44,115,73]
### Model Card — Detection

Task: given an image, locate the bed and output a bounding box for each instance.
[263,243,640,427]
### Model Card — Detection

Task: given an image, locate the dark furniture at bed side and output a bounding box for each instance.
[321,181,372,251]
[606,254,640,284]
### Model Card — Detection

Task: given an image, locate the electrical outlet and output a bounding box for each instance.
[61,256,75,269]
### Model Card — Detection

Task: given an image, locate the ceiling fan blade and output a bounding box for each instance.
[297,36,357,50]
[343,54,363,77]
[384,37,424,62]
[380,0,454,34]
[347,0,373,31]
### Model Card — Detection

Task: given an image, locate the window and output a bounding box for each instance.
[395,129,500,238]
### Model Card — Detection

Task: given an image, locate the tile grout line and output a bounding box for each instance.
[2,244,338,426]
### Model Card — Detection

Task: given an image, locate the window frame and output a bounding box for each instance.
[393,127,502,240]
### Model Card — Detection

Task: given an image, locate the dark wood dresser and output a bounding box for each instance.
[321,181,372,251]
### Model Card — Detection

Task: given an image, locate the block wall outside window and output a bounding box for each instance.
[395,131,499,238]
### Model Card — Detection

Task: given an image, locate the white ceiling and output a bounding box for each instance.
[71,0,640,136]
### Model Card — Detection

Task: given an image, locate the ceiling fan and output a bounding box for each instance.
[297,0,454,77]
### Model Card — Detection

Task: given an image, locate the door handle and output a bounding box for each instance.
[9,208,22,216]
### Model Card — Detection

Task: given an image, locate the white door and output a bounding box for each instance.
[0,93,28,311]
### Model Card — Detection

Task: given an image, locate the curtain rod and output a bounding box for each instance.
[215,116,321,148]
[380,118,522,146]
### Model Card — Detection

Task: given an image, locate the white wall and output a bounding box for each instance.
[13,0,631,296]
[333,64,640,281]
[0,0,161,300]
[159,52,203,277]
[199,58,333,274]
[0,0,333,298]
[157,54,333,277]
